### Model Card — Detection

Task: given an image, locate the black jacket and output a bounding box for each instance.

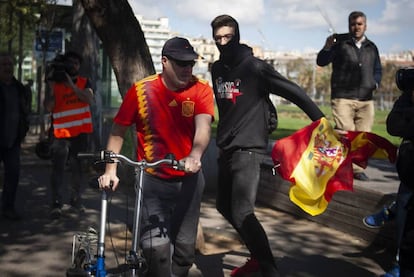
[386,91,414,188]
[386,91,414,140]
[212,44,324,152]
[387,93,414,272]
[317,37,382,101]
[0,78,30,146]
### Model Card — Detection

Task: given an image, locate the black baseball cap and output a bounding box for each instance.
[162,37,200,61]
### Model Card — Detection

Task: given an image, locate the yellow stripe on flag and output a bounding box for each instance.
[289,118,348,216]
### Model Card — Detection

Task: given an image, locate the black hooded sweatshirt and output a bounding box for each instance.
[211,43,325,153]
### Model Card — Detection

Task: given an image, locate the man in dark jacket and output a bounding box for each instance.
[0,52,30,220]
[384,74,414,276]
[210,14,325,277]
[317,10,382,181]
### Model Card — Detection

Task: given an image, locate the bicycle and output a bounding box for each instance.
[66,150,184,277]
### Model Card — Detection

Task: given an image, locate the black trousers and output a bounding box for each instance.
[400,194,414,276]
[216,149,279,276]
[50,133,88,205]
[0,142,21,212]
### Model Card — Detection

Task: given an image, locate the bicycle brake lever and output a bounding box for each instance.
[164,153,184,170]
[175,160,186,171]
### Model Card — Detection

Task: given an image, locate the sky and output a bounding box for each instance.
[127,0,414,54]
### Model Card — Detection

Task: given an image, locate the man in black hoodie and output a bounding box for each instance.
[210,14,325,277]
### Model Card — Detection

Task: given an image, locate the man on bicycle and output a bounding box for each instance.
[98,37,214,276]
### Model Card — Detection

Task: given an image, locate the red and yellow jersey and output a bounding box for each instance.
[114,74,214,179]
[52,77,93,138]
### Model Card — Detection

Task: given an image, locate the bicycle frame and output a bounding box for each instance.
[95,190,108,277]
[67,151,183,277]
[127,163,147,276]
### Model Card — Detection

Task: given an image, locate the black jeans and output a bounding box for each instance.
[0,142,21,212]
[217,149,278,276]
[217,149,263,227]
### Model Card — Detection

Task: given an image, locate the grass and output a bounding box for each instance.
[212,104,401,146]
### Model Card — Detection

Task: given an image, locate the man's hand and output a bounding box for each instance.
[98,170,119,191]
[334,129,348,136]
[64,73,94,104]
[323,35,336,50]
[334,128,348,142]
[180,156,202,174]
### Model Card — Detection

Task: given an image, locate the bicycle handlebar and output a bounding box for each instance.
[78,150,185,171]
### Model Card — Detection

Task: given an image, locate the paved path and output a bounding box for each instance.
[0,133,397,276]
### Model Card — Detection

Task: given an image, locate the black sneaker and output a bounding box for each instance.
[50,201,62,219]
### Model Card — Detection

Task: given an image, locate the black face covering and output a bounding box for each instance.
[215,21,241,64]
[216,36,240,55]
[213,17,240,56]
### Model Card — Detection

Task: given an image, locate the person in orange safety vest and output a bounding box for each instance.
[45,51,94,219]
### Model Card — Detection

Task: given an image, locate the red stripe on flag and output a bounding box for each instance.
[271,119,317,183]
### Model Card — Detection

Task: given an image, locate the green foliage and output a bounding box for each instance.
[0,0,45,53]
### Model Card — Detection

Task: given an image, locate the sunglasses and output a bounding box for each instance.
[167,56,196,67]
[214,33,234,43]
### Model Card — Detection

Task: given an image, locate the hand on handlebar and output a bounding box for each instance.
[98,172,119,191]
[180,156,202,174]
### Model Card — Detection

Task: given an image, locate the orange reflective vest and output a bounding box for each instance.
[52,77,93,138]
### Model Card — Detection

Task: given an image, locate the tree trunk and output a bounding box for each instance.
[70,0,103,150]
[80,0,155,97]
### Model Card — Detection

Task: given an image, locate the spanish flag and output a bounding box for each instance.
[271,117,397,216]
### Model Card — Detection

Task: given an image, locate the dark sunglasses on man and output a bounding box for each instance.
[167,56,196,67]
